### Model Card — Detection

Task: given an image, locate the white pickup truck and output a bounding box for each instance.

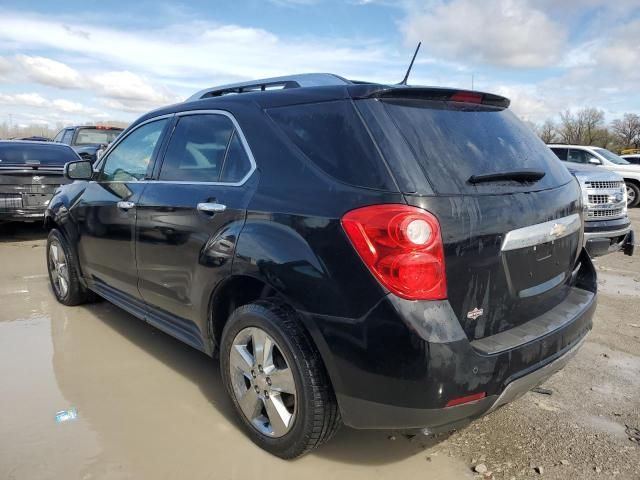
[549,144,640,208]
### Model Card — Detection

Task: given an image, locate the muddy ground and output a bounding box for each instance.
[0,211,639,480]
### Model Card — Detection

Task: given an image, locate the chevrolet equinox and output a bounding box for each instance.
[45,73,597,458]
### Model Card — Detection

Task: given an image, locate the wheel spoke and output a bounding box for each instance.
[264,393,292,437]
[237,387,262,420]
[50,244,59,263]
[269,367,296,394]
[252,329,274,370]
[230,344,254,375]
[58,276,68,296]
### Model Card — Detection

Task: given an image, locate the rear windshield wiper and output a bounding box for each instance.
[468,169,545,184]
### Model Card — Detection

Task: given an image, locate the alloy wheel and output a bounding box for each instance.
[229,327,297,437]
[48,241,69,298]
[627,185,636,206]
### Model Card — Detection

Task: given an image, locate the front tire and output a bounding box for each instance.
[626,181,640,208]
[220,299,341,458]
[46,229,96,306]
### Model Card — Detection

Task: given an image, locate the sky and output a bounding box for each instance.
[0,0,639,131]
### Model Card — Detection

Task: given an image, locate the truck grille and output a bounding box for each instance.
[588,194,611,204]
[587,208,624,218]
[585,180,624,189]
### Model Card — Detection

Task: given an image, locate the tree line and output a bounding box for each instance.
[534,109,640,153]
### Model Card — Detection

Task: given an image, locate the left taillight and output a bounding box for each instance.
[341,204,447,301]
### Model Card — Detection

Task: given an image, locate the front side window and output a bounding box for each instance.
[99,119,167,182]
[159,114,252,183]
[568,149,595,164]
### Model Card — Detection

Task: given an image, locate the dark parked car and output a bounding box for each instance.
[45,74,597,458]
[53,125,123,163]
[621,154,640,165]
[0,141,77,223]
[14,135,51,142]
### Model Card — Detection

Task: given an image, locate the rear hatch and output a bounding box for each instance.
[0,143,74,211]
[355,90,582,340]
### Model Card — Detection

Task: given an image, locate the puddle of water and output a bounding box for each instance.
[0,240,472,479]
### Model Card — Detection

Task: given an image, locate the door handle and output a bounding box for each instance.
[117,201,136,211]
[197,202,227,214]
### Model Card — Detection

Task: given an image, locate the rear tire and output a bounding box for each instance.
[626,181,640,208]
[220,298,341,458]
[46,228,97,306]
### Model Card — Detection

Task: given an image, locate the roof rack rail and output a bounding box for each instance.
[186,73,353,101]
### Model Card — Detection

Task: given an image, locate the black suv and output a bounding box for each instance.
[53,125,124,162]
[45,74,597,458]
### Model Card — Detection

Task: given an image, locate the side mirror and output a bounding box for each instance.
[588,158,601,165]
[64,160,94,180]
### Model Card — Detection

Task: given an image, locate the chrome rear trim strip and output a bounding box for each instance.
[501,213,581,251]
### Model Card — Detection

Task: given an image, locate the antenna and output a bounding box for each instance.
[398,42,421,85]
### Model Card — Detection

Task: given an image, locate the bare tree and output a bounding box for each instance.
[538,119,557,143]
[558,108,605,145]
[611,113,640,149]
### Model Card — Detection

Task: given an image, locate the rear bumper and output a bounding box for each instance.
[302,249,597,431]
[583,217,631,256]
[337,334,586,432]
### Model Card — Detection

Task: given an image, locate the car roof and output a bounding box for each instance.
[132,74,511,129]
[0,140,74,148]
[547,144,598,148]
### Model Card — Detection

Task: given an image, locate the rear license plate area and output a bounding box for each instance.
[23,194,51,207]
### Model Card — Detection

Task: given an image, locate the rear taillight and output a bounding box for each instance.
[341,204,447,300]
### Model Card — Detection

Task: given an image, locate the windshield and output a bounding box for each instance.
[594,148,630,165]
[0,143,77,166]
[74,128,123,146]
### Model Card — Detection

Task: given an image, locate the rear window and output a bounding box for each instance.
[359,98,573,194]
[74,128,123,146]
[267,100,396,191]
[0,143,78,167]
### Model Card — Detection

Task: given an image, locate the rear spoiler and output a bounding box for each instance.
[358,87,510,109]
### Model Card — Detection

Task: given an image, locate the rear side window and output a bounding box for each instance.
[159,114,252,183]
[267,100,396,191]
[551,148,568,161]
[0,144,77,166]
[360,98,573,194]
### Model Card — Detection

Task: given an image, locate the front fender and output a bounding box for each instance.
[45,182,89,284]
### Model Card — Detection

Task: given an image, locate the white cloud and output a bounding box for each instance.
[400,0,566,68]
[0,91,100,118]
[0,11,393,87]
[0,56,11,79]
[0,92,49,107]
[15,54,85,88]
[92,71,178,105]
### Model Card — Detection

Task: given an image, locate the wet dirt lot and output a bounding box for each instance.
[1,212,639,480]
